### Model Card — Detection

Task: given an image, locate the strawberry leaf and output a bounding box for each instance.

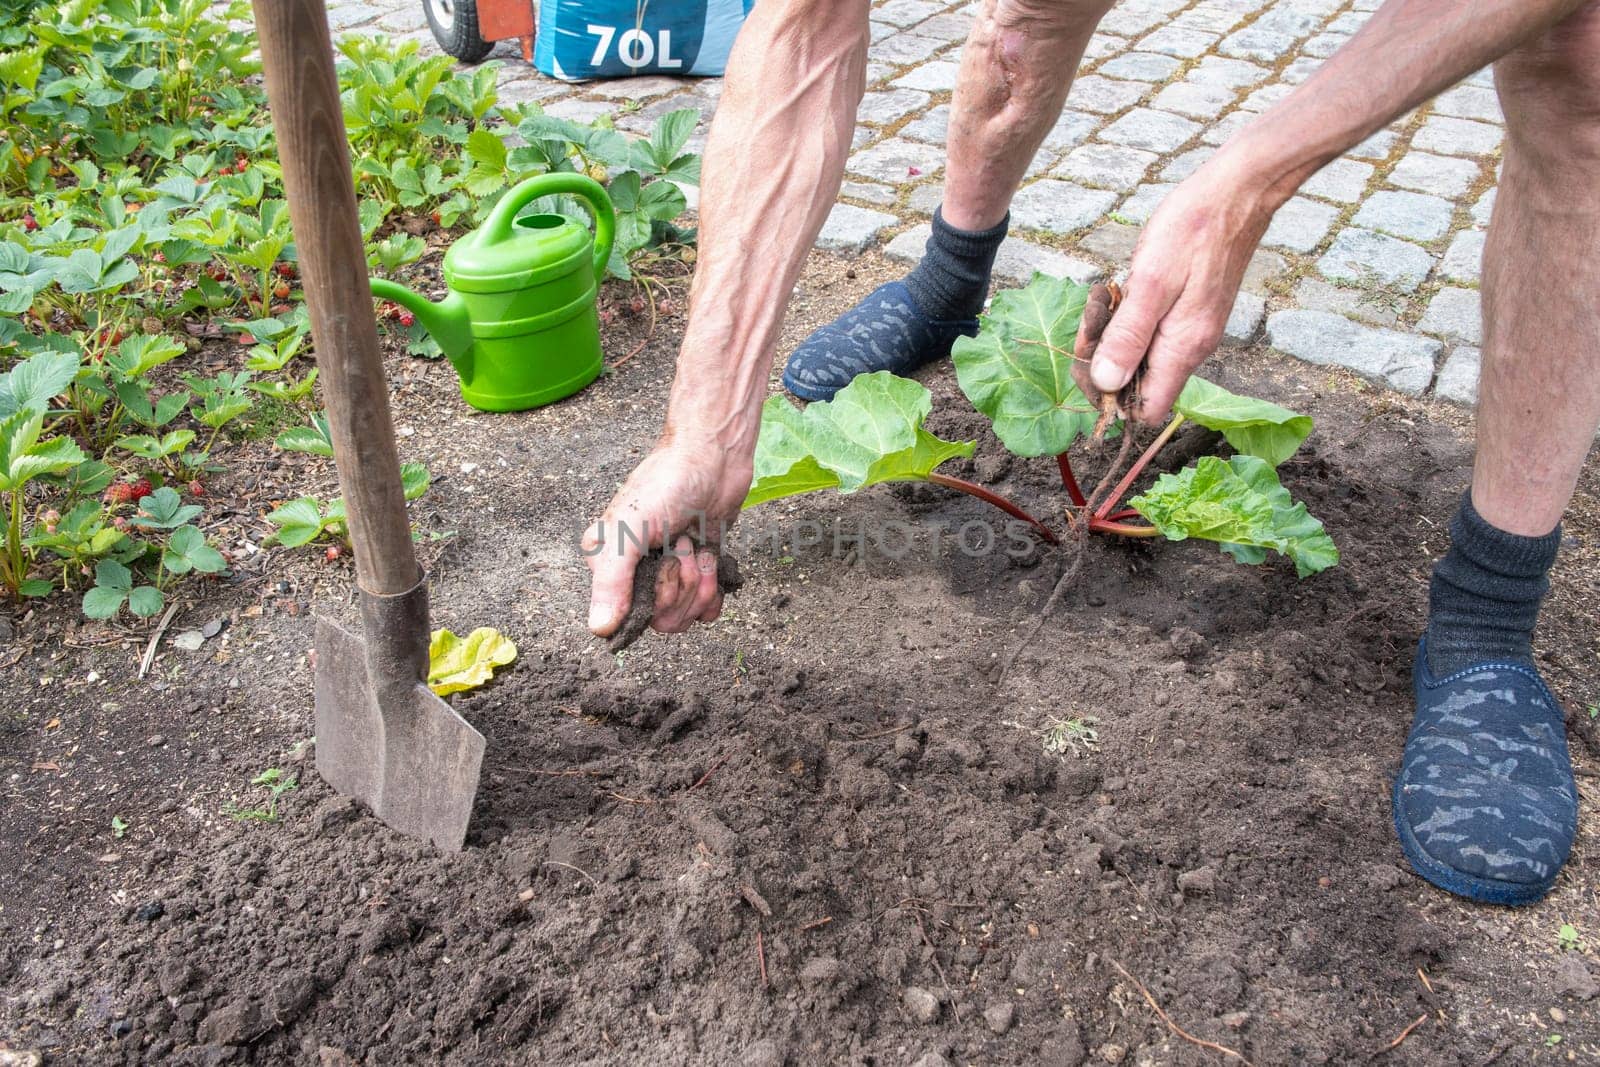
[951,273,1096,457]
[742,372,974,508]
[1129,455,1338,578]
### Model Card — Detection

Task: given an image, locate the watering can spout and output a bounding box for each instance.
[370,279,474,378]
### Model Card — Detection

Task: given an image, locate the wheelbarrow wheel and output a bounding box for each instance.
[423,0,495,62]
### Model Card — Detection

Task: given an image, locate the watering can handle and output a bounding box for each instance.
[482,173,616,277]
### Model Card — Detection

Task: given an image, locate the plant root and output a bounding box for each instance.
[1380,1014,1430,1054]
[1109,958,1254,1066]
[995,532,1086,685]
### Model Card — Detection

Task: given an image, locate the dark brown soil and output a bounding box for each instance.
[3,251,1599,1066]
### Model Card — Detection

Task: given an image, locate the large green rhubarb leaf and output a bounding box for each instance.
[1173,377,1312,467]
[951,273,1097,457]
[743,372,974,508]
[1129,455,1338,578]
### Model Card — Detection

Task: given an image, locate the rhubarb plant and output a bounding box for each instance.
[743,273,1337,576]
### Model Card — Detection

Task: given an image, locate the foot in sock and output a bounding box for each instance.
[783,208,1006,402]
[1394,492,1575,905]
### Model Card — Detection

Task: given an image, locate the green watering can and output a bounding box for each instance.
[371,173,615,412]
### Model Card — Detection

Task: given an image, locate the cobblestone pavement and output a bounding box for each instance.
[331,0,1503,404]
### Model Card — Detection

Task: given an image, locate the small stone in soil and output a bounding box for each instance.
[1553,954,1599,1000]
[902,986,940,1024]
[1177,866,1218,894]
[201,618,224,639]
[911,1055,952,1067]
[1549,1006,1567,1024]
[134,901,165,922]
[171,630,205,652]
[145,734,165,747]
[984,1000,1015,1033]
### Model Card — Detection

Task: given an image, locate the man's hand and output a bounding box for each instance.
[583,441,753,639]
[1072,156,1280,423]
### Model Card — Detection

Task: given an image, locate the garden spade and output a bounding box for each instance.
[253,0,484,850]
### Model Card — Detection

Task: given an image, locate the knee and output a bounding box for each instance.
[964,0,1112,111]
[987,0,1113,33]
[1495,2,1600,145]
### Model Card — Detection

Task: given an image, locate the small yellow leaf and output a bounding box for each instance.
[427,626,517,696]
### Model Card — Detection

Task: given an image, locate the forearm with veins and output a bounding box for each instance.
[660,1,870,458]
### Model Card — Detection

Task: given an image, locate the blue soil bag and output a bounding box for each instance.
[534,0,755,81]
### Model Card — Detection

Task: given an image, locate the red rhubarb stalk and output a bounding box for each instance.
[1094,414,1186,520]
[927,472,1059,545]
[1056,453,1087,508]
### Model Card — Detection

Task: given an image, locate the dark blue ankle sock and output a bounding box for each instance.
[1424,492,1561,675]
[783,208,1007,402]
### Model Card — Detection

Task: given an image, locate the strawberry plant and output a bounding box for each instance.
[744,274,1337,577]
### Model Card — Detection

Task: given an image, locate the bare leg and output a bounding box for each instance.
[1473,2,1600,535]
[943,0,1117,230]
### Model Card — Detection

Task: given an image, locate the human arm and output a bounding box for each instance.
[584,0,871,636]
[1078,0,1593,421]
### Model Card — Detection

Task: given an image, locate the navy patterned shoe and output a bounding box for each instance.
[782,281,977,402]
[1393,639,1577,905]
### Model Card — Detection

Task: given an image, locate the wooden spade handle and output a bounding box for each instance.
[252,0,421,596]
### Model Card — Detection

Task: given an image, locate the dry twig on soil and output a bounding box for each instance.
[1381,1014,1429,1054]
[1109,958,1253,1065]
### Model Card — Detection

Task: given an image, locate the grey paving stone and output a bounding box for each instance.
[544,98,616,123]
[1266,310,1442,395]
[1352,190,1454,242]
[1099,108,1201,152]
[1294,276,1403,327]
[851,126,876,151]
[1041,111,1101,154]
[1412,115,1503,157]
[842,180,898,208]
[914,13,974,41]
[1302,32,1349,58]
[1301,158,1374,204]
[893,60,961,92]
[1056,143,1159,191]
[1117,182,1175,223]
[874,32,947,65]
[1316,228,1434,292]
[857,88,932,125]
[1098,5,1168,37]
[872,0,943,29]
[1242,249,1289,293]
[1070,75,1150,115]
[1328,10,1373,32]
[1348,130,1397,160]
[1387,151,1481,198]
[1253,7,1322,35]
[815,203,899,254]
[1224,290,1267,344]
[1083,34,1126,61]
[907,183,943,215]
[1186,55,1271,89]
[1079,220,1140,262]
[870,22,896,45]
[1440,229,1485,285]
[1281,57,1323,84]
[885,225,1104,286]
[1160,146,1215,182]
[1416,286,1482,343]
[865,60,896,83]
[900,105,950,144]
[846,138,946,182]
[1151,81,1239,119]
[1471,187,1497,226]
[1433,84,1504,123]
[1172,6,1247,33]
[1219,27,1297,63]
[1200,111,1254,146]
[496,77,575,106]
[1434,345,1480,404]
[584,76,686,101]
[1465,65,1495,88]
[1261,197,1340,253]
[1137,26,1220,57]
[1099,52,1184,83]
[1009,180,1121,234]
[1239,83,1294,112]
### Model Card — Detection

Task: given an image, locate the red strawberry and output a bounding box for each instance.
[239,334,256,346]
[21,214,38,231]
[104,477,154,507]
[217,165,232,176]
[187,479,206,497]
[152,251,166,264]
[275,263,295,278]
[235,155,248,170]
[273,282,290,299]
[398,310,415,328]
[324,545,341,562]
[430,211,442,226]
